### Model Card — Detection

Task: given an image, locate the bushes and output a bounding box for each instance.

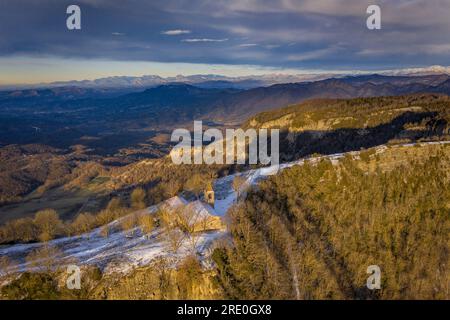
[1,272,59,300]
[0,196,130,244]
[232,175,247,198]
[139,214,155,235]
[100,225,110,238]
[0,210,62,244]
[130,187,146,210]
[71,213,96,236]
[95,209,116,227]
[120,213,138,235]
[1,266,104,300]
[69,197,130,237]
[97,197,129,226]
[177,255,203,299]
[7,218,36,243]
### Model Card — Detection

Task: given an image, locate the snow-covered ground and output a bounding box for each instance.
[0,197,227,274]
[1,140,448,274]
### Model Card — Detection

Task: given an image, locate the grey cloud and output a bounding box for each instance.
[0,0,449,70]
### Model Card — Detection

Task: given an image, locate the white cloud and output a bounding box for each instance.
[237,43,258,47]
[111,32,125,36]
[182,38,229,43]
[161,29,191,35]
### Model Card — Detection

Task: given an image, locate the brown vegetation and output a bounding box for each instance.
[213,145,450,299]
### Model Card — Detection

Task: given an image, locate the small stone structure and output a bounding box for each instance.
[204,190,215,206]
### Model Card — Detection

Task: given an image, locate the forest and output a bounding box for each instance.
[212,145,450,299]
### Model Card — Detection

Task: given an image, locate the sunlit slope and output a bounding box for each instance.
[244,94,450,161]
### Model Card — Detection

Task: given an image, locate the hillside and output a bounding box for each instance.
[245,94,450,161]
[1,84,449,301]
[2,74,450,151]
[213,142,450,300]
[1,94,449,224]
[207,75,450,122]
[0,145,73,205]
[1,141,448,299]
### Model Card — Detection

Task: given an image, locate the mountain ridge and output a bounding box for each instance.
[1,74,450,153]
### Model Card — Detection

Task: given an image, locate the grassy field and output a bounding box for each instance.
[0,187,108,224]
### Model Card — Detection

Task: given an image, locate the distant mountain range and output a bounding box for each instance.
[1,73,450,150]
[206,74,450,122]
[2,65,450,91]
[0,74,334,91]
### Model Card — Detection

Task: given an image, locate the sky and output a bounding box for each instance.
[0,0,450,85]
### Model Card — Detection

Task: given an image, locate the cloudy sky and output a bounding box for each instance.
[0,0,449,84]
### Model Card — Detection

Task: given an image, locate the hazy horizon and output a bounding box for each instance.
[1,61,450,88]
[1,1,450,85]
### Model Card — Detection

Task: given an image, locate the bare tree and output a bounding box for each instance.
[232,175,247,199]
[157,208,175,229]
[100,225,110,238]
[175,207,206,253]
[33,209,63,242]
[71,212,96,236]
[158,208,185,253]
[106,197,123,211]
[120,213,138,237]
[11,217,36,242]
[165,181,181,198]
[139,214,155,238]
[131,187,146,210]
[164,227,185,253]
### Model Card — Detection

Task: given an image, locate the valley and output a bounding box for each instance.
[0,140,448,299]
[1,74,450,153]
[0,75,449,300]
[1,0,450,304]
